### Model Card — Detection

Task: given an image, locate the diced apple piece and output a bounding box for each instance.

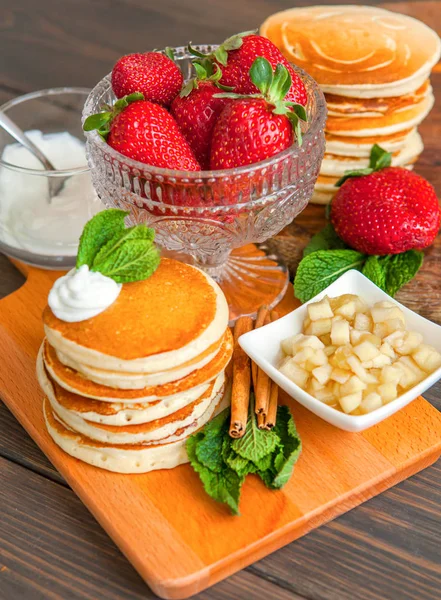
[350,329,365,345]
[305,318,332,336]
[302,317,311,333]
[312,364,332,385]
[361,333,382,348]
[384,318,405,334]
[279,359,309,388]
[412,344,441,373]
[371,305,405,324]
[374,300,396,308]
[281,334,303,355]
[394,331,423,355]
[378,382,398,403]
[371,353,392,368]
[373,322,389,339]
[307,297,334,321]
[330,368,351,384]
[360,393,383,414]
[308,348,329,367]
[297,335,325,350]
[335,300,357,320]
[383,330,406,349]
[314,385,335,404]
[331,381,341,397]
[292,346,315,365]
[329,345,353,369]
[339,391,362,414]
[341,375,367,396]
[324,345,336,356]
[353,340,380,362]
[380,342,395,359]
[347,355,377,383]
[395,356,425,388]
[319,333,332,347]
[308,377,325,393]
[331,319,350,346]
[380,365,402,385]
[354,312,372,332]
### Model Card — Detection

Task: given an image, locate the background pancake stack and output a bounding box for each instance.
[37,258,233,473]
[261,5,441,204]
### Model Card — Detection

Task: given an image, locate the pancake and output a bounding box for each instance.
[44,391,229,473]
[325,92,434,137]
[261,6,441,97]
[310,190,334,205]
[42,361,226,444]
[43,327,233,396]
[325,128,414,158]
[320,130,423,177]
[43,258,229,373]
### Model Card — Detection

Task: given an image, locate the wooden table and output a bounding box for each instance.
[1,1,440,598]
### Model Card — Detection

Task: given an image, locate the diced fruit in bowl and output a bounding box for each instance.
[278,294,441,415]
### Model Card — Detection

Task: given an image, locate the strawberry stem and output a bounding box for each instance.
[83,92,145,139]
[336,144,393,186]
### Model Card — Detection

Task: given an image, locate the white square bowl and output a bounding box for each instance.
[239,269,441,432]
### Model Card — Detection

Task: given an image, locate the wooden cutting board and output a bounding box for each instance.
[1,261,440,600]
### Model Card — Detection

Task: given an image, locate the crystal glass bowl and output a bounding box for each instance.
[83,45,327,320]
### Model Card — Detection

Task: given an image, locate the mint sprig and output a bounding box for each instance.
[76,210,160,284]
[294,223,424,303]
[186,396,301,515]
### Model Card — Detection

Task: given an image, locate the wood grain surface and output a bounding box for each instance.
[0,1,441,599]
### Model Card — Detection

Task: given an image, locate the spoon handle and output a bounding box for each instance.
[0,112,57,171]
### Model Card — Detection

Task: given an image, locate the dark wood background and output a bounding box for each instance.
[0,1,440,599]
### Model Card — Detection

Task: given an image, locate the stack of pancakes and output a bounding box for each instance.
[261,5,441,204]
[37,258,233,473]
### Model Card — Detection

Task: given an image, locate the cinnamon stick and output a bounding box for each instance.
[263,381,278,430]
[255,314,272,415]
[229,316,253,438]
[251,305,269,389]
[257,412,266,430]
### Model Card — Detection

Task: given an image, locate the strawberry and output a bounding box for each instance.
[331,145,441,255]
[170,63,230,169]
[190,32,307,106]
[111,49,183,107]
[83,93,201,171]
[210,58,307,169]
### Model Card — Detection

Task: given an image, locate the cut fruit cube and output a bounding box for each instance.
[353,340,381,362]
[371,306,405,324]
[307,348,329,367]
[374,301,396,308]
[360,393,383,414]
[324,345,337,357]
[373,322,389,339]
[292,346,315,365]
[347,355,377,383]
[279,359,309,388]
[371,353,392,368]
[380,342,396,359]
[350,329,365,345]
[354,312,372,332]
[329,345,353,369]
[361,333,382,348]
[305,318,332,336]
[302,317,311,333]
[339,391,362,414]
[313,387,336,404]
[281,334,303,355]
[380,365,402,385]
[335,300,357,320]
[307,297,334,321]
[394,331,423,355]
[384,318,405,334]
[308,377,325,393]
[297,335,325,350]
[383,330,406,348]
[395,356,426,388]
[312,364,332,385]
[341,375,367,395]
[378,382,398,403]
[412,344,441,372]
[331,319,350,346]
[330,368,351,384]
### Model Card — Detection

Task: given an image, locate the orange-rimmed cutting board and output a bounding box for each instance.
[1,262,441,600]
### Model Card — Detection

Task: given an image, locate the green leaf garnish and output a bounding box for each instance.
[83,93,145,138]
[186,397,302,515]
[294,249,366,303]
[249,57,274,96]
[336,144,393,186]
[303,223,349,257]
[362,251,424,296]
[77,209,160,284]
[164,46,175,61]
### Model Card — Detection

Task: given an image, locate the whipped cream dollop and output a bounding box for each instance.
[48,265,122,322]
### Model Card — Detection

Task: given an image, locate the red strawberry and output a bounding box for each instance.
[191,32,307,106]
[170,64,230,169]
[210,58,307,169]
[83,93,200,171]
[331,146,441,255]
[111,50,183,107]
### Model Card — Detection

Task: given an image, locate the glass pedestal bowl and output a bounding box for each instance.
[83,45,327,321]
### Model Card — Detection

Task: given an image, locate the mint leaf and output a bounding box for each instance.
[362,255,388,290]
[231,396,279,467]
[92,239,160,283]
[222,440,255,478]
[194,409,230,473]
[92,225,155,269]
[76,209,128,269]
[294,250,366,303]
[303,223,348,257]
[187,435,243,515]
[267,406,302,489]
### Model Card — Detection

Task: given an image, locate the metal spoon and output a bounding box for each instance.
[0,111,65,198]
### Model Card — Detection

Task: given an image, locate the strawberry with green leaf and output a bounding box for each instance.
[210,57,307,169]
[83,93,201,171]
[170,62,231,169]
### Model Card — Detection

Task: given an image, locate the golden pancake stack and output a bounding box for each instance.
[261,5,441,204]
[37,258,233,473]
